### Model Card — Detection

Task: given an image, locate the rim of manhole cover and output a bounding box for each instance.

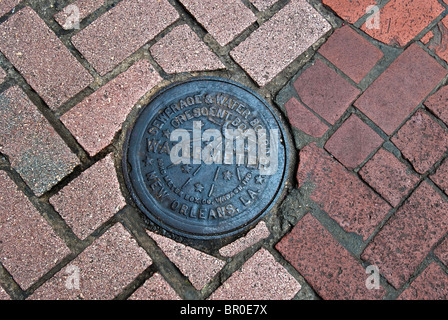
[122,77,293,240]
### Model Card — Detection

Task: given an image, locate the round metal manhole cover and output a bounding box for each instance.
[123,77,291,240]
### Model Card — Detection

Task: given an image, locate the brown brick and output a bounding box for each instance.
[61,60,162,156]
[0,86,80,196]
[0,171,70,290]
[72,0,178,76]
[424,85,448,126]
[285,97,328,138]
[0,7,93,109]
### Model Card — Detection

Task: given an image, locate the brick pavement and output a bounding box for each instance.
[1,0,448,301]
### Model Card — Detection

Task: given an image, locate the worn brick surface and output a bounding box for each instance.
[148,231,225,290]
[72,0,178,76]
[435,237,448,267]
[0,7,93,109]
[284,97,328,138]
[219,221,270,257]
[426,16,448,64]
[179,0,256,47]
[231,0,331,87]
[294,60,360,125]
[0,286,10,300]
[129,273,181,300]
[55,0,105,30]
[322,0,375,23]
[61,60,162,156]
[362,181,448,289]
[30,223,152,300]
[276,214,385,300]
[209,248,301,300]
[50,154,126,240]
[0,171,70,290]
[0,68,6,84]
[150,24,225,74]
[398,263,448,300]
[392,110,448,174]
[0,86,80,196]
[360,148,420,207]
[355,43,447,135]
[325,114,383,170]
[319,25,383,83]
[432,159,448,196]
[424,85,448,126]
[0,0,20,18]
[249,0,278,11]
[362,0,444,47]
[297,143,391,240]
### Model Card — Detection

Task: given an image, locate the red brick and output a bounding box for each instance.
[72,0,178,76]
[179,0,256,47]
[362,181,448,289]
[231,0,331,87]
[325,115,383,170]
[150,24,225,74]
[55,0,105,30]
[249,0,278,11]
[297,143,391,240]
[148,231,225,290]
[362,0,444,47]
[392,110,448,174]
[129,273,181,300]
[219,221,270,257]
[0,7,93,109]
[319,25,383,83]
[276,214,385,300]
[209,248,301,300]
[398,263,448,300]
[30,223,152,300]
[434,237,448,266]
[360,148,420,207]
[424,85,448,126]
[294,60,360,125]
[0,86,80,196]
[322,0,375,23]
[428,17,448,64]
[0,0,20,18]
[284,97,328,138]
[61,60,162,156]
[50,154,126,240]
[355,43,447,135]
[432,160,448,196]
[0,171,70,290]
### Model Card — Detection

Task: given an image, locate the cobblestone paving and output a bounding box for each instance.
[1,0,448,300]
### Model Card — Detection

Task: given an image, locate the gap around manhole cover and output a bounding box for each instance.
[122,77,293,241]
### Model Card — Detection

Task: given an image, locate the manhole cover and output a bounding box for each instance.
[123,77,291,240]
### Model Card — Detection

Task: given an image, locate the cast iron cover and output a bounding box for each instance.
[123,77,290,240]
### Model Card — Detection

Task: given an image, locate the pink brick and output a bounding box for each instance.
[209,248,301,300]
[362,181,448,289]
[432,160,448,196]
[148,231,225,290]
[392,110,448,174]
[0,68,6,84]
[0,7,93,109]
[285,97,328,138]
[30,223,152,300]
[294,60,360,125]
[129,273,181,300]
[219,221,270,257]
[0,86,80,196]
[319,25,383,83]
[398,263,448,300]
[61,60,162,156]
[276,214,385,300]
[231,0,331,87]
[72,0,178,76]
[355,43,447,135]
[322,0,376,23]
[325,115,383,170]
[360,148,420,207]
[435,237,448,266]
[0,171,70,290]
[179,0,256,47]
[0,0,20,18]
[55,0,105,30]
[50,154,126,240]
[362,0,444,47]
[424,85,448,126]
[0,286,10,300]
[249,0,278,11]
[298,144,391,240]
[150,24,225,74]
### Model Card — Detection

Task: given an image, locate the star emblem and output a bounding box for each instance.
[255,175,265,184]
[194,183,204,193]
[163,130,171,139]
[222,170,233,181]
[181,164,193,174]
[143,156,154,167]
